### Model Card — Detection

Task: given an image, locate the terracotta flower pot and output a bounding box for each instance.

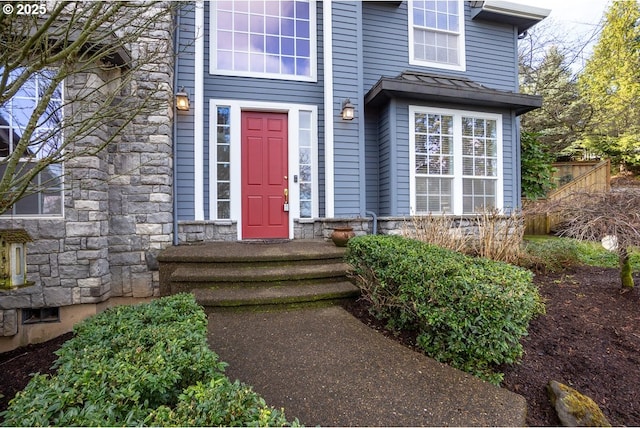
[331,227,355,247]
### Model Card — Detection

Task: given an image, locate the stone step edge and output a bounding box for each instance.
[161,257,347,270]
[170,263,352,283]
[159,253,347,264]
[192,281,360,307]
[158,245,346,264]
[170,276,350,293]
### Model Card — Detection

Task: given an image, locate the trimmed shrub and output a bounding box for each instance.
[347,235,544,384]
[1,294,296,427]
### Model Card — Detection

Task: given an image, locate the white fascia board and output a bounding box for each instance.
[481,1,550,20]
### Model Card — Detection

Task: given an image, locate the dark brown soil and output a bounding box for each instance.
[503,266,640,426]
[1,266,639,426]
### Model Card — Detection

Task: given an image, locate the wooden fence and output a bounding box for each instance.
[524,159,611,235]
[552,161,604,187]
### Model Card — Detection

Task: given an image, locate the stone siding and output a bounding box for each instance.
[178,221,238,243]
[0,4,174,337]
[0,309,17,336]
[178,215,516,244]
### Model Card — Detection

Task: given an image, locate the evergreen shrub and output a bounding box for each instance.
[1,294,296,427]
[346,235,544,384]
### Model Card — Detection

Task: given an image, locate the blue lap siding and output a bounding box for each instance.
[175,1,529,222]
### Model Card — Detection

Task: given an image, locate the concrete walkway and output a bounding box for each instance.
[207,306,527,427]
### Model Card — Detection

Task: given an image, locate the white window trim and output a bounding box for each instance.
[209,99,319,240]
[408,0,466,72]
[409,106,503,215]
[322,0,334,217]
[209,0,318,82]
[195,0,205,220]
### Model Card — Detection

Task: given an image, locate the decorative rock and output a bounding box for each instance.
[548,380,611,427]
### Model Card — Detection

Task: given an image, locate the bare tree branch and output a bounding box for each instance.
[0,1,177,214]
[529,188,640,288]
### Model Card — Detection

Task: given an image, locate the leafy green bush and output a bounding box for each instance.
[519,237,581,272]
[146,378,290,427]
[347,235,544,384]
[521,131,556,200]
[1,294,296,427]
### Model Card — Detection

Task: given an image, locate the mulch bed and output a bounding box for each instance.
[344,265,640,427]
[1,266,639,426]
[502,266,640,426]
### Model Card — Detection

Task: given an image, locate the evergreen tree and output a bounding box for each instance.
[520,47,591,156]
[579,0,640,171]
[520,131,557,200]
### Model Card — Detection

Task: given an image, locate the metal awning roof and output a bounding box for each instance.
[365,71,542,115]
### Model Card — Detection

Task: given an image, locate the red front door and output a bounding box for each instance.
[241,111,289,239]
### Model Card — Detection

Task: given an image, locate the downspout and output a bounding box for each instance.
[172,5,181,246]
[365,210,378,235]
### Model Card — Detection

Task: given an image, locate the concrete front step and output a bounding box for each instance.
[170,262,351,284]
[171,276,350,294]
[158,240,346,264]
[193,281,360,309]
[158,240,359,310]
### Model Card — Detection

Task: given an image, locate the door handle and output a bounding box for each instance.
[283,188,289,212]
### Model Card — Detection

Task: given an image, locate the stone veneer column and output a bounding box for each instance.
[108,6,174,298]
[56,70,113,305]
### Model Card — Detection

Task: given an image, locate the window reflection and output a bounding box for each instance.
[214,0,314,79]
[412,0,462,67]
[298,110,313,218]
[216,106,232,219]
[413,110,499,215]
[0,68,64,216]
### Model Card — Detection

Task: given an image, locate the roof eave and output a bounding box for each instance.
[27,24,131,69]
[471,1,551,34]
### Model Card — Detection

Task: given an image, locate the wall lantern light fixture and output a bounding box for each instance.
[341,98,355,120]
[176,87,190,111]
